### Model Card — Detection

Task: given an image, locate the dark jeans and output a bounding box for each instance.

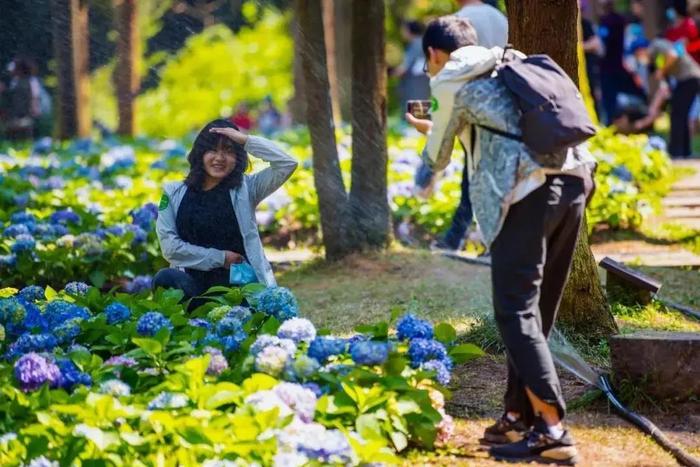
[490,173,591,425]
[670,78,700,158]
[442,154,473,250]
[153,268,228,311]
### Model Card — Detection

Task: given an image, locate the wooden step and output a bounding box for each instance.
[662,195,700,207]
[664,206,700,218]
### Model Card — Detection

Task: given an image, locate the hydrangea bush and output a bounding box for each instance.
[0,283,482,465]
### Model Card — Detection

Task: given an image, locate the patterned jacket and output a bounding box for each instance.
[423,46,595,247]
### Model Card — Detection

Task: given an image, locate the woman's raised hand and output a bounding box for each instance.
[209,127,248,145]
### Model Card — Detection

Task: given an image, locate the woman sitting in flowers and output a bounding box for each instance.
[154,119,297,304]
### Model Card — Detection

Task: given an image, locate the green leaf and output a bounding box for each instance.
[356,413,383,441]
[390,431,408,452]
[383,354,407,376]
[449,343,485,364]
[132,337,162,356]
[45,286,57,301]
[179,426,211,445]
[259,316,280,335]
[69,349,92,371]
[434,323,457,344]
[89,270,107,288]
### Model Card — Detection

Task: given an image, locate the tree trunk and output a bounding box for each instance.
[641,0,667,40]
[349,0,391,248]
[290,12,307,124]
[322,0,341,125]
[296,0,355,259]
[51,0,91,139]
[114,0,139,136]
[332,0,352,121]
[505,0,617,338]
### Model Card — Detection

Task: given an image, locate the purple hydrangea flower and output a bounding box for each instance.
[250,335,297,356]
[422,359,451,386]
[188,318,211,330]
[350,340,390,366]
[396,314,434,341]
[136,312,173,337]
[307,337,347,363]
[64,281,89,296]
[103,302,130,325]
[104,355,138,367]
[126,225,147,245]
[255,346,290,377]
[125,275,152,294]
[274,382,318,423]
[204,347,229,375]
[277,317,317,344]
[13,353,60,392]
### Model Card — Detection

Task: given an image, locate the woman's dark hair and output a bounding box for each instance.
[422,16,478,58]
[184,119,249,191]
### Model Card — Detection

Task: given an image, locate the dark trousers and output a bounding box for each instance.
[443,159,473,249]
[153,268,227,311]
[669,78,700,159]
[490,173,591,425]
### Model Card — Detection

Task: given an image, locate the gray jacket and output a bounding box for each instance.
[155,135,298,287]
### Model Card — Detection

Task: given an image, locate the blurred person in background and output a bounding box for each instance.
[598,0,629,124]
[455,0,508,49]
[582,16,605,119]
[257,95,282,137]
[393,20,431,113]
[1,57,42,140]
[230,101,255,131]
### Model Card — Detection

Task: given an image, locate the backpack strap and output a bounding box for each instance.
[476,124,522,141]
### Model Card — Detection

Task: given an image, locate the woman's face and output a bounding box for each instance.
[202,149,236,182]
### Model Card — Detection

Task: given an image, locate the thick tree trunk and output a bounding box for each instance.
[114,0,139,136]
[290,13,307,124]
[297,0,355,259]
[332,0,352,121]
[505,0,617,338]
[349,0,391,248]
[51,0,91,139]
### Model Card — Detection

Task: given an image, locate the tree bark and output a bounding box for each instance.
[296,0,355,259]
[505,0,617,338]
[349,0,391,248]
[322,0,341,125]
[332,0,352,121]
[51,0,91,139]
[114,0,140,136]
[290,12,307,124]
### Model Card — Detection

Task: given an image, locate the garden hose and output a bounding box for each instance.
[597,375,700,467]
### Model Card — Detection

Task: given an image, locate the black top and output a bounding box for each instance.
[176,183,247,289]
[599,12,626,72]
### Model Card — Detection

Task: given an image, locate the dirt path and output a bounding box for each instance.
[591,160,700,267]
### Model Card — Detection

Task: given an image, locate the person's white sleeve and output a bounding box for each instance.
[155,188,226,271]
[245,135,298,207]
[422,80,461,170]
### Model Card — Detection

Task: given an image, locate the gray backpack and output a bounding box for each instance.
[479,53,597,154]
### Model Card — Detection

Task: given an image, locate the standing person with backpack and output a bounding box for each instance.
[406,16,596,465]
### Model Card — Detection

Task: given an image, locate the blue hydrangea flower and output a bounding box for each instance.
[3,224,30,238]
[50,209,80,225]
[64,281,89,296]
[13,194,29,208]
[55,358,92,390]
[0,297,27,326]
[283,354,320,381]
[13,353,61,392]
[346,333,370,346]
[422,359,451,386]
[53,320,82,345]
[188,318,211,330]
[131,203,158,229]
[277,318,316,344]
[44,300,90,329]
[104,355,137,367]
[350,340,390,366]
[99,379,131,397]
[396,314,434,341]
[10,211,37,226]
[136,312,173,337]
[254,287,298,321]
[0,254,17,268]
[11,234,36,253]
[296,428,353,464]
[19,286,45,303]
[105,224,127,237]
[220,332,247,354]
[5,333,58,360]
[224,306,252,324]
[147,392,189,410]
[215,316,244,337]
[250,335,297,356]
[104,302,130,325]
[126,225,147,245]
[302,382,326,398]
[125,275,152,294]
[307,337,347,363]
[21,301,48,333]
[408,338,450,368]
